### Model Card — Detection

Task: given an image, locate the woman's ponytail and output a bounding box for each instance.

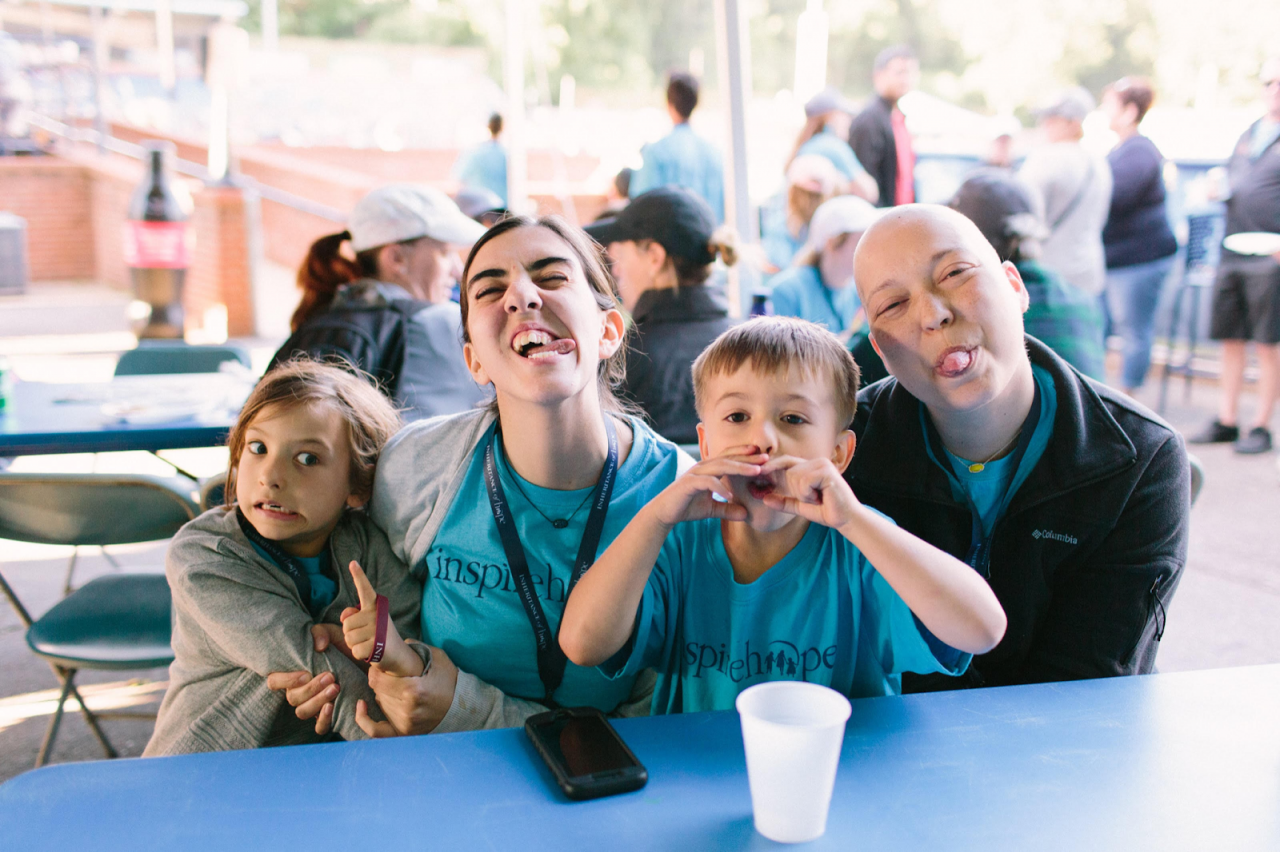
[291,230,360,331]
[671,225,740,287]
[708,226,739,268]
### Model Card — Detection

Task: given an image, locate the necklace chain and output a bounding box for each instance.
[967,429,1022,474]
[504,463,596,530]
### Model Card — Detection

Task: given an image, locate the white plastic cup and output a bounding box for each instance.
[736,681,853,843]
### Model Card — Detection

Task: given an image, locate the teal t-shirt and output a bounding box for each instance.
[455,140,509,205]
[424,418,686,710]
[606,515,970,714]
[248,541,337,619]
[797,128,868,181]
[936,363,1058,537]
[769,265,860,336]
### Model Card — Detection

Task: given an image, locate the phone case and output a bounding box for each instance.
[525,708,649,801]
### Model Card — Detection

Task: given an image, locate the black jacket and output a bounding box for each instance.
[849,95,898,208]
[847,337,1189,691]
[270,280,486,422]
[622,285,735,444]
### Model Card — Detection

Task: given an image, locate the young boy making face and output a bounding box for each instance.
[560,317,1007,713]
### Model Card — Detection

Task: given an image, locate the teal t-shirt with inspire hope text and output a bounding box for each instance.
[604,515,970,714]
[423,418,687,711]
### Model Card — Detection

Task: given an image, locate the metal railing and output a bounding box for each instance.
[26,113,347,223]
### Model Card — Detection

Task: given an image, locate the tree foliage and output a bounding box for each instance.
[243,0,1280,113]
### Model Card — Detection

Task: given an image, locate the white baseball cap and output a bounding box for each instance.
[804,195,881,252]
[347,184,487,253]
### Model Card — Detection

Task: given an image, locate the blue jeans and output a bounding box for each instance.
[1105,255,1177,390]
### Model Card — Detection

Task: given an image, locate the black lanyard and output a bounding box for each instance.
[236,506,321,614]
[483,417,619,706]
[921,382,1042,577]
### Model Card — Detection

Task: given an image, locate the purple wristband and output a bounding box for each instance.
[367,594,389,664]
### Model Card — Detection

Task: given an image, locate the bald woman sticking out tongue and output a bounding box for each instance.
[844,204,1189,690]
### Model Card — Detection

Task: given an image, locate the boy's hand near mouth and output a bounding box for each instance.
[640,451,769,530]
[758,455,864,532]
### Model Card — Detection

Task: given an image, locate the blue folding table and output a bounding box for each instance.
[0,375,250,456]
[1,665,1276,851]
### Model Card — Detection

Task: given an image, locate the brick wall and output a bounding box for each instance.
[235,146,374,270]
[188,186,256,337]
[0,158,95,281]
[11,124,611,336]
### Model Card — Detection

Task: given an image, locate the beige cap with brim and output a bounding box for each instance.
[348,184,487,253]
[803,195,881,253]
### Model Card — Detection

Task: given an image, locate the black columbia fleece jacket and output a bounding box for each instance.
[847,336,1190,691]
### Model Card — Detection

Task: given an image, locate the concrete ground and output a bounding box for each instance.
[1,284,1278,784]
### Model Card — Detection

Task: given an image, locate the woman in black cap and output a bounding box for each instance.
[585,187,738,445]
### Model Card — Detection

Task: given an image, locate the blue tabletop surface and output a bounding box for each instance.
[0,376,248,455]
[1,665,1277,850]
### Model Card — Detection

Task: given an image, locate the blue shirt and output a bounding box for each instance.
[768,264,860,335]
[606,517,969,714]
[455,140,508,205]
[248,541,337,618]
[797,128,868,182]
[758,193,806,273]
[424,419,685,710]
[935,363,1059,538]
[630,124,726,223]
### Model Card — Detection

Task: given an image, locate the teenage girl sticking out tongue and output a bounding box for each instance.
[275,216,693,736]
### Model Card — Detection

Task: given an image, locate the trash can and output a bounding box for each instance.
[0,211,27,295]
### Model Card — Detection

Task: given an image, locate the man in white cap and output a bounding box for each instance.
[768,195,880,341]
[1018,87,1113,299]
[271,184,489,420]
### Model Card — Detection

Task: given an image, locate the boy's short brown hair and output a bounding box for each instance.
[225,359,403,507]
[691,316,862,427]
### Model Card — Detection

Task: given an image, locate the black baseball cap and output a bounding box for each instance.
[948,169,1045,251]
[584,187,716,265]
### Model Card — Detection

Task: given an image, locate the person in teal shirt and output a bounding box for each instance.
[421,414,682,710]
[759,154,841,274]
[454,112,508,206]
[769,195,880,340]
[560,317,1007,714]
[630,73,725,223]
[787,87,880,202]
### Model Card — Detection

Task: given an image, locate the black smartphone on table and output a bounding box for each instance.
[524,707,648,801]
